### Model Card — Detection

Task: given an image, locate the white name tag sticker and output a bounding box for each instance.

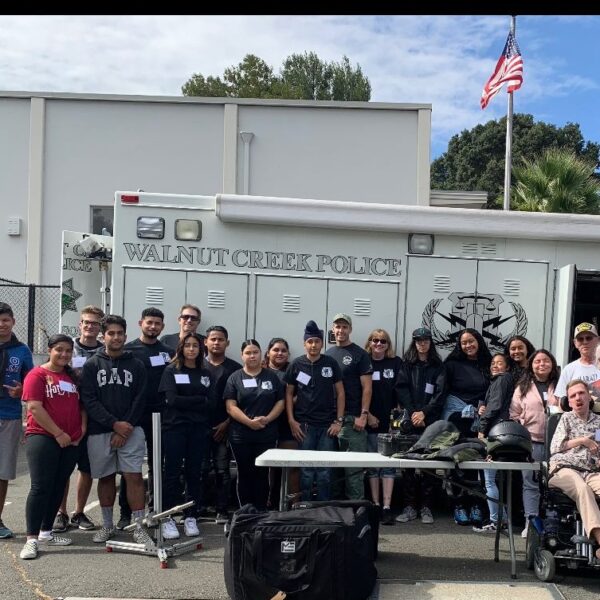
[150,355,166,367]
[59,380,76,393]
[372,371,381,381]
[72,356,86,368]
[595,430,600,442]
[296,371,311,385]
[425,383,435,394]
[243,378,258,388]
[175,374,190,384]
[543,392,548,402]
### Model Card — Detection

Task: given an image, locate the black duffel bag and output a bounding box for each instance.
[224,504,377,600]
[291,499,380,560]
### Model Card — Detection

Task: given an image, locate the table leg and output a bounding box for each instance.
[506,471,517,579]
[279,467,289,512]
[494,471,503,562]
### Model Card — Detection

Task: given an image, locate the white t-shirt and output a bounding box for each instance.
[555,359,600,398]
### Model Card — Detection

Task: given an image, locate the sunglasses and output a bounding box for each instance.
[577,335,596,342]
[370,338,388,345]
[179,314,199,322]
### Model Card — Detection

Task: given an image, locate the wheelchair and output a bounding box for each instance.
[526,406,600,582]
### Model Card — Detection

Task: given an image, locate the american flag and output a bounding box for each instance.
[480,31,523,109]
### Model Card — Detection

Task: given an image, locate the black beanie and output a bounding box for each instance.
[304,320,324,341]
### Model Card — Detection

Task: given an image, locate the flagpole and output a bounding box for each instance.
[503,15,517,211]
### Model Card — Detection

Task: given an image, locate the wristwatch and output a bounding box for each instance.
[336,416,344,424]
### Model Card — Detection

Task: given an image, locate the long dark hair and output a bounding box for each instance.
[174,332,205,370]
[48,334,78,384]
[517,349,559,397]
[445,328,492,374]
[403,337,442,366]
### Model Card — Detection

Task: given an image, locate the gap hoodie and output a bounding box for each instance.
[80,349,147,434]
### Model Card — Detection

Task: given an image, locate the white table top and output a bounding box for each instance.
[256,449,540,471]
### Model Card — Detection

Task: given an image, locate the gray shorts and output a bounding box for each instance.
[0,419,22,480]
[87,426,146,479]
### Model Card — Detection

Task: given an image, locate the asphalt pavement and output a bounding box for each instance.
[2,450,600,600]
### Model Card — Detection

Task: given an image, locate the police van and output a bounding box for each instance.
[68,190,600,365]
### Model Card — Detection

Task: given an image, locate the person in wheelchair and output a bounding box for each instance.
[549,379,600,559]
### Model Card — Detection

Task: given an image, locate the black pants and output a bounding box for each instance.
[402,470,435,510]
[25,434,78,536]
[162,422,209,517]
[200,437,231,513]
[230,441,273,511]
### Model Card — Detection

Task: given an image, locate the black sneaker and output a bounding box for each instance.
[116,515,131,530]
[70,512,95,530]
[52,512,69,533]
[381,507,395,526]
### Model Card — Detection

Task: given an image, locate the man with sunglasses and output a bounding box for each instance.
[554,322,600,405]
[160,304,204,353]
[53,305,104,534]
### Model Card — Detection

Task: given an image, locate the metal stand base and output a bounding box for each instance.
[104,414,203,568]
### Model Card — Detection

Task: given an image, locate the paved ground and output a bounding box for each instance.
[2,450,600,600]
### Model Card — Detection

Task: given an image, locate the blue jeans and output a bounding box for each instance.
[483,469,507,524]
[367,433,396,479]
[299,423,337,501]
[523,442,544,517]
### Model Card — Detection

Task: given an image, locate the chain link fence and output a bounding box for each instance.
[0,278,61,354]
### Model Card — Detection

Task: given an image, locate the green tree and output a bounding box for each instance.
[182,52,371,101]
[512,149,600,214]
[431,114,600,206]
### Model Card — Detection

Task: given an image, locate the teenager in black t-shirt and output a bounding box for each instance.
[224,340,284,510]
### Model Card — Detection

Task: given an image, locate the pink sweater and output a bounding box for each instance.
[509,382,556,443]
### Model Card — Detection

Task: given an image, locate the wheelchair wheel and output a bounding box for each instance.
[525,525,540,570]
[534,549,556,582]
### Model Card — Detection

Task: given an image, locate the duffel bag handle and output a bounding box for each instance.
[252,529,319,594]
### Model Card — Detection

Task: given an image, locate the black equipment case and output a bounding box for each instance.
[224,504,377,600]
[291,499,380,560]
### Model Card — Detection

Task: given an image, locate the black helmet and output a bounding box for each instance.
[486,420,532,462]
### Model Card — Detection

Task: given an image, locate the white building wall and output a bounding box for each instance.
[0,92,431,285]
[0,99,30,282]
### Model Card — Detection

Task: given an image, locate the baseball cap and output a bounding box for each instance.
[412,327,433,340]
[333,313,352,327]
[574,322,598,338]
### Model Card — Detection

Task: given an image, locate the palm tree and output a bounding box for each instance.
[511,149,600,214]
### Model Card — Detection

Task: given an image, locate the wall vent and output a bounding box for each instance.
[145,287,163,305]
[354,298,371,316]
[207,290,226,309]
[503,279,521,296]
[433,275,451,294]
[480,242,498,256]
[282,294,300,313]
[461,242,479,256]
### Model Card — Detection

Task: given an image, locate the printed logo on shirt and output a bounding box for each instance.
[7,356,22,373]
[97,368,133,387]
[200,376,211,388]
[383,369,395,379]
[321,367,333,378]
[159,352,171,363]
[261,380,273,391]
[45,379,79,399]
[342,355,353,366]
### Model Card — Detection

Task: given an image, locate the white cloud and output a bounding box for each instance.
[0,15,597,157]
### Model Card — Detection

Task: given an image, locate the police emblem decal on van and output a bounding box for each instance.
[421,291,527,351]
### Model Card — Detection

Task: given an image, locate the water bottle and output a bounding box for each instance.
[544,509,559,534]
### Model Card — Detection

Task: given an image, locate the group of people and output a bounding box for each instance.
[2,296,600,561]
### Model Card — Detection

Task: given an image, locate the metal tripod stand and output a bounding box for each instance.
[105,413,203,568]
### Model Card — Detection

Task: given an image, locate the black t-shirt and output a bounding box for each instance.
[158,362,211,429]
[203,356,242,426]
[534,380,550,407]
[124,339,174,413]
[269,367,295,441]
[367,355,403,433]
[325,343,373,416]
[160,332,206,353]
[224,368,284,444]
[284,355,342,427]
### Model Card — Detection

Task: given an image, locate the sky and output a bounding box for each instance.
[1,14,599,159]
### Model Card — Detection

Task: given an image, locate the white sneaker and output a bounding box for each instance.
[20,539,38,560]
[38,534,72,546]
[92,526,115,543]
[521,520,529,539]
[161,518,180,540]
[183,517,200,537]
